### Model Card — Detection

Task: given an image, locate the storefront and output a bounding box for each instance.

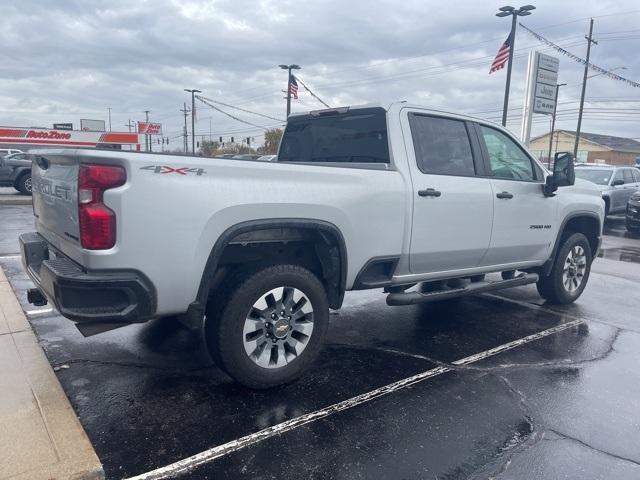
[0,126,140,151]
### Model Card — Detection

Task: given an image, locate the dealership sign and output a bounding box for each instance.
[0,126,140,148]
[138,122,162,135]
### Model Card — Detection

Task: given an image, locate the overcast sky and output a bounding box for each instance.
[1,0,639,150]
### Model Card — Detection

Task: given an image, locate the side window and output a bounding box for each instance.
[409,114,476,176]
[623,169,634,184]
[479,125,536,181]
[612,170,624,184]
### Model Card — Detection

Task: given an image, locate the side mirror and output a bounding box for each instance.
[544,152,575,196]
[612,179,624,187]
[553,152,575,187]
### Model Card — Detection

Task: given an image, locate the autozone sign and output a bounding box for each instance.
[138,122,162,135]
[26,130,72,140]
[0,127,140,147]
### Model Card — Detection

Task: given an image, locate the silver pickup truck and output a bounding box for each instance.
[21,103,604,388]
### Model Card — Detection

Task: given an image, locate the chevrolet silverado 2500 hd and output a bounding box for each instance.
[20,103,604,388]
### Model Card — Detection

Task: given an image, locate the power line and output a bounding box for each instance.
[195,95,285,122]
[195,95,282,130]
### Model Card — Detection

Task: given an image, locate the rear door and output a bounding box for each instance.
[404,112,493,273]
[476,123,557,266]
[0,154,11,182]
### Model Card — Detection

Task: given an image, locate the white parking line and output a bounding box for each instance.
[124,318,584,480]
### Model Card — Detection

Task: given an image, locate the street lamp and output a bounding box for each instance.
[184,88,201,154]
[548,82,567,168]
[496,5,536,127]
[279,64,301,118]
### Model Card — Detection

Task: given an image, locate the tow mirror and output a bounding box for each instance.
[544,152,575,196]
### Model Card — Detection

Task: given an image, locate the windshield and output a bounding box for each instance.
[574,168,613,186]
[278,107,389,164]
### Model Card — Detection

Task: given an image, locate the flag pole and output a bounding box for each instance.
[501,14,518,127]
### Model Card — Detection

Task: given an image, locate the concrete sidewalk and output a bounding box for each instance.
[0,267,103,480]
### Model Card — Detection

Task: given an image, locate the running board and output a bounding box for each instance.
[386,273,539,306]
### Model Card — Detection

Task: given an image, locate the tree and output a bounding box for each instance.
[263,128,283,155]
[199,140,220,157]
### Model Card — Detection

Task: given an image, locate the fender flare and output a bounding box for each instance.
[541,211,601,276]
[185,218,348,324]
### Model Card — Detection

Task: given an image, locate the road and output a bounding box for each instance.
[1,204,640,479]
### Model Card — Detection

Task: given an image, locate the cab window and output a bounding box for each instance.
[479,125,537,181]
[623,169,635,184]
[409,114,476,176]
[612,170,624,185]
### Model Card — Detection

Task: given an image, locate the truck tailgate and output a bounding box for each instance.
[31,152,80,245]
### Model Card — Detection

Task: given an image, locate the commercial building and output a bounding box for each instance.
[529,130,640,166]
[0,126,140,151]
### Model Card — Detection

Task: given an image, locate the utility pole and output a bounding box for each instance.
[107,107,112,131]
[573,18,597,159]
[279,64,301,118]
[125,119,134,151]
[143,110,150,152]
[495,5,536,127]
[547,83,567,168]
[180,102,190,153]
[184,89,201,154]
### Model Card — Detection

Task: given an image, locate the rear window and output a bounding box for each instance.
[278,107,389,164]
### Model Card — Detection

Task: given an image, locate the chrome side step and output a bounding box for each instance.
[386,273,539,306]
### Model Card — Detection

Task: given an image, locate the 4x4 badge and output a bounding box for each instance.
[140,165,205,176]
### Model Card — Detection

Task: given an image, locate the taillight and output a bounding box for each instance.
[78,164,126,250]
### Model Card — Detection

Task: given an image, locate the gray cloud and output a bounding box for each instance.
[1,0,639,146]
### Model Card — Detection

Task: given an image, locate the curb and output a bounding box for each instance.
[0,267,104,480]
[0,195,32,206]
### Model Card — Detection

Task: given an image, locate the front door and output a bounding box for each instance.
[0,156,12,183]
[405,113,493,274]
[476,124,557,266]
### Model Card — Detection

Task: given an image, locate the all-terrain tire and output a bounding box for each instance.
[536,232,592,304]
[205,264,329,389]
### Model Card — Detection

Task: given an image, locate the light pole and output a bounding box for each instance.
[547,83,567,168]
[496,5,536,127]
[184,89,201,154]
[279,64,301,118]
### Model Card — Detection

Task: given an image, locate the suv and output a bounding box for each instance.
[21,103,604,388]
[0,152,32,194]
[575,164,640,216]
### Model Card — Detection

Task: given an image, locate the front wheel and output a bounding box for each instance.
[205,264,329,389]
[537,232,592,304]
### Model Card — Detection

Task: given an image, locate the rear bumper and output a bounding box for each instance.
[20,232,156,324]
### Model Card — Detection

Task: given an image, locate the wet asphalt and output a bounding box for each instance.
[1,204,640,479]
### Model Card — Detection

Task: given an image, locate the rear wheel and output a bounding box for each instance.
[205,264,329,389]
[16,172,32,195]
[537,232,592,304]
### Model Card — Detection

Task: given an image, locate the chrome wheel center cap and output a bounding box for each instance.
[273,319,289,339]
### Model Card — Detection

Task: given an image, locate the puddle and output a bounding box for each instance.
[598,246,640,264]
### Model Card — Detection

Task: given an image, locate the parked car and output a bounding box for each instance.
[257,155,277,162]
[21,103,604,388]
[0,152,32,194]
[0,148,24,158]
[626,191,640,232]
[575,164,640,216]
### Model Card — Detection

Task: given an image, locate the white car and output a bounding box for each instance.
[0,148,24,158]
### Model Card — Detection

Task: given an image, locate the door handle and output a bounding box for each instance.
[496,191,514,199]
[418,188,441,197]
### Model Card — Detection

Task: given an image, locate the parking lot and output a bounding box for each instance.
[2,202,640,479]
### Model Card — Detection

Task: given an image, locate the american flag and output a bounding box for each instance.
[489,34,512,74]
[288,75,299,99]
